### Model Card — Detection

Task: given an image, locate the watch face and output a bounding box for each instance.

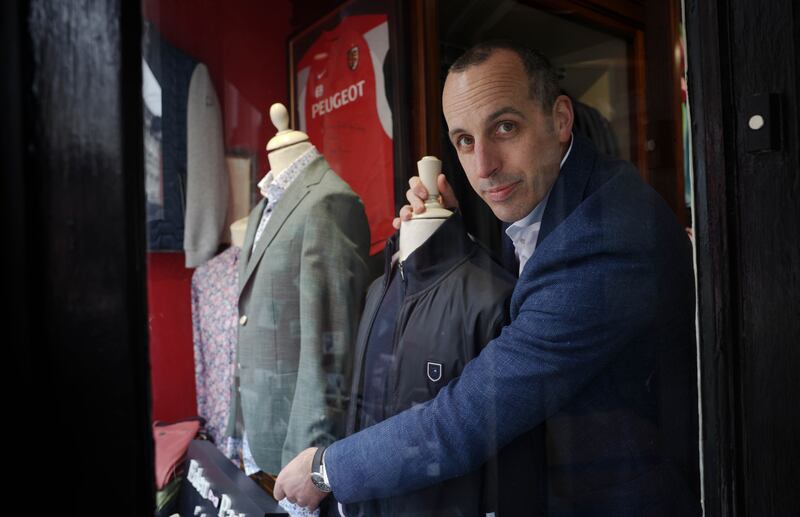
[310,472,331,492]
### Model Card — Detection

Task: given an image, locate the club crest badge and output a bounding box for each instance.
[347,45,360,70]
[427,362,443,382]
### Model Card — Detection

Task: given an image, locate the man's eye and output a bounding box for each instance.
[497,121,516,134]
[456,135,474,147]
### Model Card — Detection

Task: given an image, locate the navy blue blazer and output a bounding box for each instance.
[327,135,700,516]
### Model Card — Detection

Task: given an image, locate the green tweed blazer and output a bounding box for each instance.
[226,155,370,474]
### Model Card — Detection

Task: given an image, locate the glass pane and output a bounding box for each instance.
[141,1,700,515]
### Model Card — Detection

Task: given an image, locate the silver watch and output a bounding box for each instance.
[310,446,331,493]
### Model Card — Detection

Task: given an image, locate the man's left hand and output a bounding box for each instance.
[274,447,328,510]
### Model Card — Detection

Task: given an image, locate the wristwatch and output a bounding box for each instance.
[310,446,332,493]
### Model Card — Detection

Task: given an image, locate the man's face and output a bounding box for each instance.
[442,50,572,223]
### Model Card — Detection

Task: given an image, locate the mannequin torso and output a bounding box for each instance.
[230,217,248,248]
[398,156,452,261]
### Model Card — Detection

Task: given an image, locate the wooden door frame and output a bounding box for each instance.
[3,0,154,513]
[686,0,800,515]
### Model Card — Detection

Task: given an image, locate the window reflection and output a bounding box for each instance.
[143,1,700,515]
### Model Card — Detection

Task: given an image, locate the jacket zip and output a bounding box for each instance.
[355,249,476,428]
[385,262,410,419]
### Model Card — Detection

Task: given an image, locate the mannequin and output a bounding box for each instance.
[227,98,370,486]
[229,103,308,249]
[230,217,247,248]
[398,156,452,261]
[266,103,312,176]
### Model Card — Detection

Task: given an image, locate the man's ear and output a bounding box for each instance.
[552,95,574,143]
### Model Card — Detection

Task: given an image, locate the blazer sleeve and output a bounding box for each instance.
[184,63,228,268]
[281,189,370,467]
[324,171,693,503]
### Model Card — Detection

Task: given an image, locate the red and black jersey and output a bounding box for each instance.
[297,15,394,254]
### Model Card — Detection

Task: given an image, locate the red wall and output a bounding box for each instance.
[147,253,197,422]
[143,0,291,422]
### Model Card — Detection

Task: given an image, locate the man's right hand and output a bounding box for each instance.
[392,173,459,230]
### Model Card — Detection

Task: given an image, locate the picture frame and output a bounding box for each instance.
[289,0,411,255]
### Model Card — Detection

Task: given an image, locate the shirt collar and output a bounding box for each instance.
[504,190,549,244]
[257,145,320,199]
[505,132,573,241]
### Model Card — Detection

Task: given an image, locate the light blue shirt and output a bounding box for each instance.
[251,146,320,252]
[504,134,574,275]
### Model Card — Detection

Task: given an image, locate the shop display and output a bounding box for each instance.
[226,104,370,476]
[143,22,228,267]
[144,2,699,514]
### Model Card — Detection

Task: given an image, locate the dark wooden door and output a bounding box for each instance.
[2,0,154,514]
[687,0,800,515]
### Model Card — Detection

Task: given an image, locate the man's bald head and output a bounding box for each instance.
[449,40,561,111]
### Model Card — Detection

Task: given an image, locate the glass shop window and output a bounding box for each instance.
[141,0,701,515]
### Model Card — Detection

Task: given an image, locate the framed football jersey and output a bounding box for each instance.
[290,0,409,255]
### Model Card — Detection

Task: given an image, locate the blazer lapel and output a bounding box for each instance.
[537,133,597,247]
[238,156,328,294]
[241,199,264,264]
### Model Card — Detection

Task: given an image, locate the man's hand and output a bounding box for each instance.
[274,447,328,510]
[392,173,459,229]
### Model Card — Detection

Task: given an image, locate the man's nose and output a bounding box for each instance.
[474,140,500,178]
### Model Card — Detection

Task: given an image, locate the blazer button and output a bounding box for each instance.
[239,315,248,326]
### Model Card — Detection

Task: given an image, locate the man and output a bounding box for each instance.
[276,41,700,515]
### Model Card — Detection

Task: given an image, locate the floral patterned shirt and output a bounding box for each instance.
[191,245,240,459]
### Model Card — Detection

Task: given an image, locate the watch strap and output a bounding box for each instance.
[312,446,327,475]
[310,446,331,493]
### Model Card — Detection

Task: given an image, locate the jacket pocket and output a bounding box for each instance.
[239,369,298,472]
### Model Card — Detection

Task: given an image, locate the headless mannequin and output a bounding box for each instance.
[266,102,312,177]
[230,217,247,248]
[398,156,452,261]
[229,102,311,247]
